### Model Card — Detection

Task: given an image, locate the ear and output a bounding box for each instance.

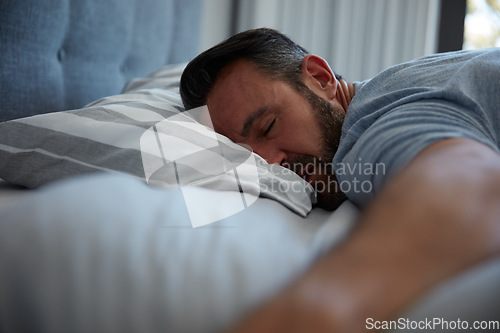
[302,54,338,100]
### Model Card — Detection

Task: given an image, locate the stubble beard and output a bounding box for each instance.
[292,85,348,210]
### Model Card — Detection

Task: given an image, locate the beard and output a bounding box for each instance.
[288,84,348,210]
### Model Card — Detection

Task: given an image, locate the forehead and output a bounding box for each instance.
[205,59,278,138]
[208,59,275,105]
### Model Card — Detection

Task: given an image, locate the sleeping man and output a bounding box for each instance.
[180,28,500,332]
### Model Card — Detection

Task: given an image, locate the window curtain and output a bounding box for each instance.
[200,0,441,81]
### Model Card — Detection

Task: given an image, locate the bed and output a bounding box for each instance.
[1,1,499,332]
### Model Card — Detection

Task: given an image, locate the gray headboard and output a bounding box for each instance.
[0,0,201,122]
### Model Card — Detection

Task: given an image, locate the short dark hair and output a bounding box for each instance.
[180,28,341,110]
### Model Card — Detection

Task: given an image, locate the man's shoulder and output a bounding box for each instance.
[348,48,500,116]
[334,48,500,206]
[357,48,499,91]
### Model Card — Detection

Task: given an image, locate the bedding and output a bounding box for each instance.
[0,63,315,218]
[0,172,359,333]
[1,172,499,333]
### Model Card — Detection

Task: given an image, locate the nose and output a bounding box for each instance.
[253,144,287,166]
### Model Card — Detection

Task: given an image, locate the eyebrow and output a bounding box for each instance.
[241,105,270,138]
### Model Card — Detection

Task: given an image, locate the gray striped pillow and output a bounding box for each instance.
[0,64,315,216]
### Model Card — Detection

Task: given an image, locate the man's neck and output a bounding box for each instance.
[337,79,355,112]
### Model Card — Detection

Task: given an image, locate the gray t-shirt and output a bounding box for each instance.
[333,48,500,207]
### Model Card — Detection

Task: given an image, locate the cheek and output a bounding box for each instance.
[285,116,318,142]
[282,116,319,144]
[300,116,327,153]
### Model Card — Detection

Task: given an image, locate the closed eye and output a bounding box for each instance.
[264,119,275,136]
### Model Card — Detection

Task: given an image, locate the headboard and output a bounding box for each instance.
[0,0,201,122]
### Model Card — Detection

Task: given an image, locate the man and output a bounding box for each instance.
[180,28,500,332]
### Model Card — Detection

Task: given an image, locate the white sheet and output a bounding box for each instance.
[0,179,26,210]
[0,172,358,333]
[1,173,499,333]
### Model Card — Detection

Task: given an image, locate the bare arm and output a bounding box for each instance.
[228,138,500,332]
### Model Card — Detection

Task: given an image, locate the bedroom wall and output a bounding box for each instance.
[198,0,441,81]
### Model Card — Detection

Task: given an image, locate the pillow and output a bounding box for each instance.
[121,62,188,93]
[0,64,315,217]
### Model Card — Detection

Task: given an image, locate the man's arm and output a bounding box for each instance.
[228,138,500,332]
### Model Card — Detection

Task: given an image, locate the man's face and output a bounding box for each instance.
[206,59,347,209]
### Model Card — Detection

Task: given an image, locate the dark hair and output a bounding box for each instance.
[180,28,341,110]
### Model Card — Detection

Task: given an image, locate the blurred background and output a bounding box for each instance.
[197,0,500,81]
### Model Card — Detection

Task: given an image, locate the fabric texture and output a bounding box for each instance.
[0,64,316,216]
[0,0,201,122]
[333,48,500,207]
[0,172,358,333]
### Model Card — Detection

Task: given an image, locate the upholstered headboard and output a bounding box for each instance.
[0,0,201,122]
